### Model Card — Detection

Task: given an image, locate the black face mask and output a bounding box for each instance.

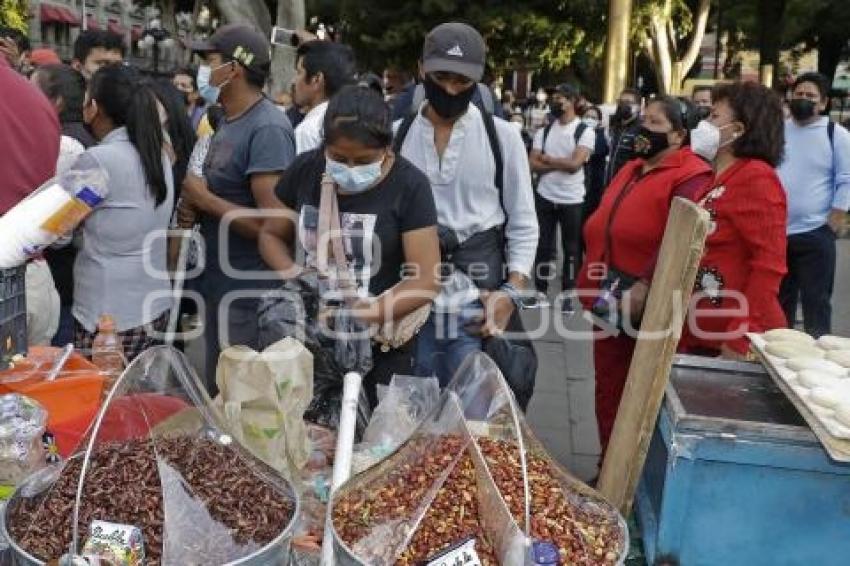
[634,126,671,159]
[614,102,634,123]
[423,77,475,120]
[789,98,817,121]
[696,106,711,121]
[550,102,565,118]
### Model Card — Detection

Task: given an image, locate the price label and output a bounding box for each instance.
[425,538,482,566]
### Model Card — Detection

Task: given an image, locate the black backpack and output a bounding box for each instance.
[392,85,538,410]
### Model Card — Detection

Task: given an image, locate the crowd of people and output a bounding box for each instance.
[2,21,849,461]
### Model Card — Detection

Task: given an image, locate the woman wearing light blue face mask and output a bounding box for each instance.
[259,85,441,400]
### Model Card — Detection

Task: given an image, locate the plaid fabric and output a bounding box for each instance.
[74,311,170,363]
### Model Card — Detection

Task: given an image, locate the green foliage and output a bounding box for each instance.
[312,0,606,77]
[630,0,700,57]
[0,0,28,33]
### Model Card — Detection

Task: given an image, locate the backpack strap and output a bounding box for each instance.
[392,112,417,154]
[476,83,495,115]
[828,120,837,191]
[480,108,505,213]
[573,121,588,146]
[540,121,555,156]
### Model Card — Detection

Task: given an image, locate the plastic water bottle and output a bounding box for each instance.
[91,315,125,394]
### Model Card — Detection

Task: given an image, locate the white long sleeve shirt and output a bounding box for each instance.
[396,104,538,277]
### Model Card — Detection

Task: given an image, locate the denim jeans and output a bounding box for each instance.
[413,301,483,387]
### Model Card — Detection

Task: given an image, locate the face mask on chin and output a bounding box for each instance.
[423,77,475,120]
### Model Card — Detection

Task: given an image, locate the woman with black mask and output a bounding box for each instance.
[577,96,712,458]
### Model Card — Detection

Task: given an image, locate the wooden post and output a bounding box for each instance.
[597,198,711,515]
[760,64,774,88]
[603,0,634,103]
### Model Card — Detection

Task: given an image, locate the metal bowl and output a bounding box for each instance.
[0,457,300,566]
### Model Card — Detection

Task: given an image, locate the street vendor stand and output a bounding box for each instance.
[588,198,850,565]
[636,355,850,565]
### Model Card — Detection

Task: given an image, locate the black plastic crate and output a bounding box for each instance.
[0,266,27,371]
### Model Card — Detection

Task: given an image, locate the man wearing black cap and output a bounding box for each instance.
[395,22,538,385]
[529,83,595,315]
[181,24,296,390]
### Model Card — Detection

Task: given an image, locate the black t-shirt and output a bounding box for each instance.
[274,150,437,296]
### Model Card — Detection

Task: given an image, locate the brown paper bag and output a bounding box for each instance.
[213,337,313,482]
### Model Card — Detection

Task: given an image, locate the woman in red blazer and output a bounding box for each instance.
[578,96,712,455]
[682,82,788,358]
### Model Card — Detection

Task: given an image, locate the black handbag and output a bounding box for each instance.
[483,310,537,411]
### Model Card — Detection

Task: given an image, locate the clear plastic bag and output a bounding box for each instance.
[331,353,630,565]
[0,153,109,269]
[448,353,629,565]
[331,393,490,565]
[2,346,299,565]
[351,375,440,475]
[0,394,47,486]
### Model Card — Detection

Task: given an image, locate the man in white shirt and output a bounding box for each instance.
[529,83,594,314]
[293,41,356,154]
[395,22,538,385]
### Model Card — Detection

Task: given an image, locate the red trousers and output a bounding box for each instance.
[593,332,637,455]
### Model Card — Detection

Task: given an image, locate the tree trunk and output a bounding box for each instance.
[649,4,673,95]
[160,0,177,34]
[214,0,272,36]
[646,0,710,95]
[757,0,787,87]
[603,0,634,102]
[270,0,306,97]
[678,0,710,78]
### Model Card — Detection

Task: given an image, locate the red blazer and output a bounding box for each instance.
[578,148,712,310]
[680,158,788,354]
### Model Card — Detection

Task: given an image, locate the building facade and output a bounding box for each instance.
[28,0,187,74]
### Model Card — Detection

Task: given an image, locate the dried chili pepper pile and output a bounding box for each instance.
[334,435,625,565]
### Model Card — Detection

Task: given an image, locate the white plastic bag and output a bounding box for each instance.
[0,153,109,269]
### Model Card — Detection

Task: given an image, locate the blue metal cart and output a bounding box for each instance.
[637,355,850,566]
